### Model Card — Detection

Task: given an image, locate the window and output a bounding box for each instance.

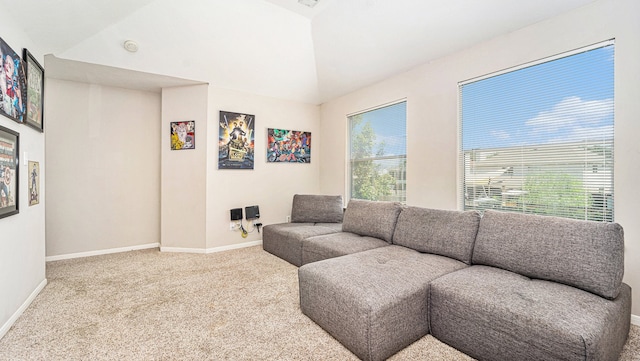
[348,101,406,203]
[460,41,614,222]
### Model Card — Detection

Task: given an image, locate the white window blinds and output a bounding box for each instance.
[349,101,407,203]
[460,41,614,221]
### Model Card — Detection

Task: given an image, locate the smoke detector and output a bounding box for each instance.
[298,0,318,8]
[123,40,139,53]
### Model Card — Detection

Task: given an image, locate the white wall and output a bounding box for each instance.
[161,85,208,250]
[206,87,321,249]
[319,0,640,316]
[45,80,320,254]
[0,25,47,336]
[45,79,161,257]
[159,83,323,252]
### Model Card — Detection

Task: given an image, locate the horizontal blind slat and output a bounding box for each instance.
[459,42,614,222]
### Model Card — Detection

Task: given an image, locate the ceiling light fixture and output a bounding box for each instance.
[123,40,139,53]
[298,0,318,8]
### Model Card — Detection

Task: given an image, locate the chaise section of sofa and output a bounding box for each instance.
[262,194,344,266]
[430,210,631,361]
[299,206,481,361]
[300,246,468,361]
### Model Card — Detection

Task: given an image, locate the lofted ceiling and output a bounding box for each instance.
[3,0,598,104]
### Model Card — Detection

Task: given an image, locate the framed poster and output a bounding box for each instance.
[0,125,19,218]
[267,128,311,163]
[28,161,39,206]
[23,49,44,132]
[170,120,195,150]
[218,111,255,169]
[0,37,27,123]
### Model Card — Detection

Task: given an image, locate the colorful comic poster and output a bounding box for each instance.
[0,37,27,123]
[170,121,195,150]
[218,111,255,169]
[267,128,311,163]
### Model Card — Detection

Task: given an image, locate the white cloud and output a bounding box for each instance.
[522,97,614,145]
[491,130,510,140]
[548,125,614,144]
[525,96,613,134]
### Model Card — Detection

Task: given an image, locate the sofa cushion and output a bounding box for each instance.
[342,199,402,243]
[299,246,468,361]
[392,207,480,264]
[430,266,631,361]
[472,210,625,299]
[291,194,344,223]
[262,223,341,267]
[301,232,390,265]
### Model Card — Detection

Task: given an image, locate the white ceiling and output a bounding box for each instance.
[3,0,598,104]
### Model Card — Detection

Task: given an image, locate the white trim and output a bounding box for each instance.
[160,246,208,254]
[1,279,47,340]
[160,240,263,254]
[45,243,160,262]
[459,39,615,86]
[632,314,640,326]
[206,240,262,253]
[345,98,407,118]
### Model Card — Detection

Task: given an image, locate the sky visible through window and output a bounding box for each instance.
[462,44,614,150]
[352,101,407,157]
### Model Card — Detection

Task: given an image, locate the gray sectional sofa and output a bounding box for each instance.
[262,194,631,361]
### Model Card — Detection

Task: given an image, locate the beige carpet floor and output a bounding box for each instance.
[0,246,638,360]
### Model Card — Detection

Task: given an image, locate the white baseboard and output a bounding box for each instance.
[1,278,47,340]
[45,243,160,262]
[160,246,208,254]
[161,240,262,254]
[206,240,262,253]
[632,314,640,326]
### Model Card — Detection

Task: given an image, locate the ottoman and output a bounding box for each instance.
[298,245,467,361]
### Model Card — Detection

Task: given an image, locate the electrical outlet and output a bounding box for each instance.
[286,215,291,223]
[229,222,237,231]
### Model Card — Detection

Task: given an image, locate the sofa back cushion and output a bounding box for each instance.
[291,194,344,223]
[342,199,402,243]
[392,207,481,264]
[472,210,624,299]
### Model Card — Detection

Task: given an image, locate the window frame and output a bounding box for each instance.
[458,40,615,222]
[347,99,407,203]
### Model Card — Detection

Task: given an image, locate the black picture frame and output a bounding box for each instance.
[170,120,195,150]
[22,49,44,132]
[218,111,255,170]
[0,124,19,219]
[0,36,27,124]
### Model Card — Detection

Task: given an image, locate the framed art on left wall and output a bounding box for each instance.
[23,49,44,132]
[0,124,19,218]
[0,36,27,123]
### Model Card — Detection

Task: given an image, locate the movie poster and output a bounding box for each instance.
[267,128,311,163]
[218,111,254,169]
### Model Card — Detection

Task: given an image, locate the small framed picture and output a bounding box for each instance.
[22,49,44,132]
[0,124,19,218]
[170,120,195,150]
[28,161,40,206]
